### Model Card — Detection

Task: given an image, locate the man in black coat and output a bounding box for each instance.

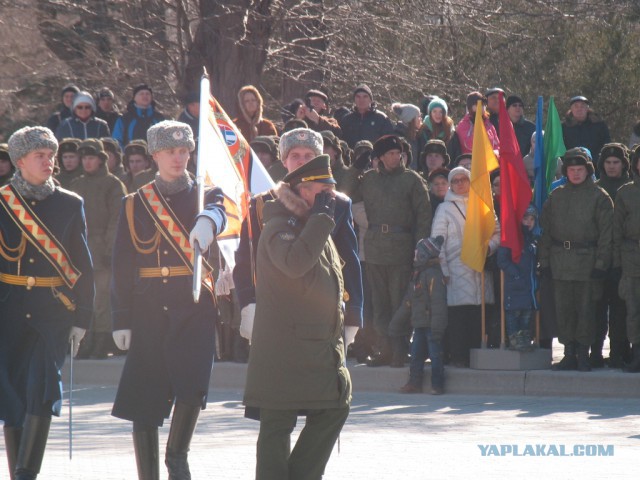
[1,126,95,480]
[110,120,226,479]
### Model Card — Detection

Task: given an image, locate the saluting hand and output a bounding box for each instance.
[310,191,336,219]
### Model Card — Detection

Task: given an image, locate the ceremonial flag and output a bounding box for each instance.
[461,101,500,272]
[498,92,532,263]
[543,96,566,193]
[197,81,275,270]
[533,96,546,213]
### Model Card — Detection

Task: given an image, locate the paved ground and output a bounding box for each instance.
[6,386,639,480]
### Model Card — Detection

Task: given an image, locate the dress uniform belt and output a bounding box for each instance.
[138,266,192,278]
[0,272,65,288]
[551,239,597,250]
[369,223,412,234]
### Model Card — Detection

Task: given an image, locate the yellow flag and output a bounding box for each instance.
[460,101,499,272]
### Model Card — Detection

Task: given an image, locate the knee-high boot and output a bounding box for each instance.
[14,415,51,480]
[165,403,201,480]
[3,426,22,480]
[132,424,159,480]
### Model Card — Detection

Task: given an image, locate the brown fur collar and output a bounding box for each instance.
[274,181,309,218]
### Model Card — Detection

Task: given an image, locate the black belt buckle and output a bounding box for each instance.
[381,224,389,233]
[563,241,571,250]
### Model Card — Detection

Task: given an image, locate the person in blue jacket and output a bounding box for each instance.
[112,84,166,148]
[497,205,539,350]
[110,120,226,480]
[1,126,95,480]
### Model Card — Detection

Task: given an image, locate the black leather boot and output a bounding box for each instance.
[132,424,159,480]
[3,426,21,480]
[577,344,592,372]
[552,342,577,370]
[14,415,51,480]
[165,403,201,480]
[624,344,640,373]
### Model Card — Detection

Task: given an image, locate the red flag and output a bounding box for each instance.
[498,93,532,263]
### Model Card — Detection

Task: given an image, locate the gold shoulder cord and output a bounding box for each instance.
[0,230,26,262]
[126,195,161,254]
[256,195,266,230]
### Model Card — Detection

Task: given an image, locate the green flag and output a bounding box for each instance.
[544,96,566,193]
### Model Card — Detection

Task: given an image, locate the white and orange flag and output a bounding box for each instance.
[197,76,275,269]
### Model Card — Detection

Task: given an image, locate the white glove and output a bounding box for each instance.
[345,326,359,347]
[215,265,235,296]
[189,216,216,252]
[113,329,132,351]
[240,304,256,343]
[68,327,86,357]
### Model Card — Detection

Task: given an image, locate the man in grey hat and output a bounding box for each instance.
[235,128,363,350]
[110,120,227,479]
[1,126,95,480]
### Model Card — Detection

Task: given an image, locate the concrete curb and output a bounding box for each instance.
[62,356,640,398]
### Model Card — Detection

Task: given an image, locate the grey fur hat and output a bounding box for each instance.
[279,128,323,161]
[8,126,58,166]
[147,120,195,155]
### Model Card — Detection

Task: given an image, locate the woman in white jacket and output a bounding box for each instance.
[431,166,500,367]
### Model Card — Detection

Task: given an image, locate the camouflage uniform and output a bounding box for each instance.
[613,145,640,371]
[343,135,431,364]
[539,148,613,371]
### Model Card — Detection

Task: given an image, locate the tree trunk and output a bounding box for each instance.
[281,0,328,104]
[184,0,274,117]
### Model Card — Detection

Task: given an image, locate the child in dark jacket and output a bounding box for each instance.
[497,205,539,351]
[390,236,447,395]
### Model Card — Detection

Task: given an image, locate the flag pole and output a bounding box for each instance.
[69,338,74,460]
[193,68,210,303]
[481,270,486,348]
[500,270,506,349]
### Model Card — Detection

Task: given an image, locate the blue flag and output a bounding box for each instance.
[533,96,545,213]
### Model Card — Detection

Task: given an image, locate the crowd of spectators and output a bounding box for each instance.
[4,80,640,395]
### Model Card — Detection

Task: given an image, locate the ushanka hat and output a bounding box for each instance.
[561,147,594,176]
[421,139,450,166]
[279,128,323,160]
[372,135,403,159]
[77,138,108,163]
[283,154,336,188]
[8,126,58,166]
[56,138,80,161]
[599,142,630,171]
[147,120,195,154]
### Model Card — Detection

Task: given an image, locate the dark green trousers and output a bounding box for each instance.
[256,406,349,480]
[554,279,602,346]
[619,276,640,344]
[366,263,412,339]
